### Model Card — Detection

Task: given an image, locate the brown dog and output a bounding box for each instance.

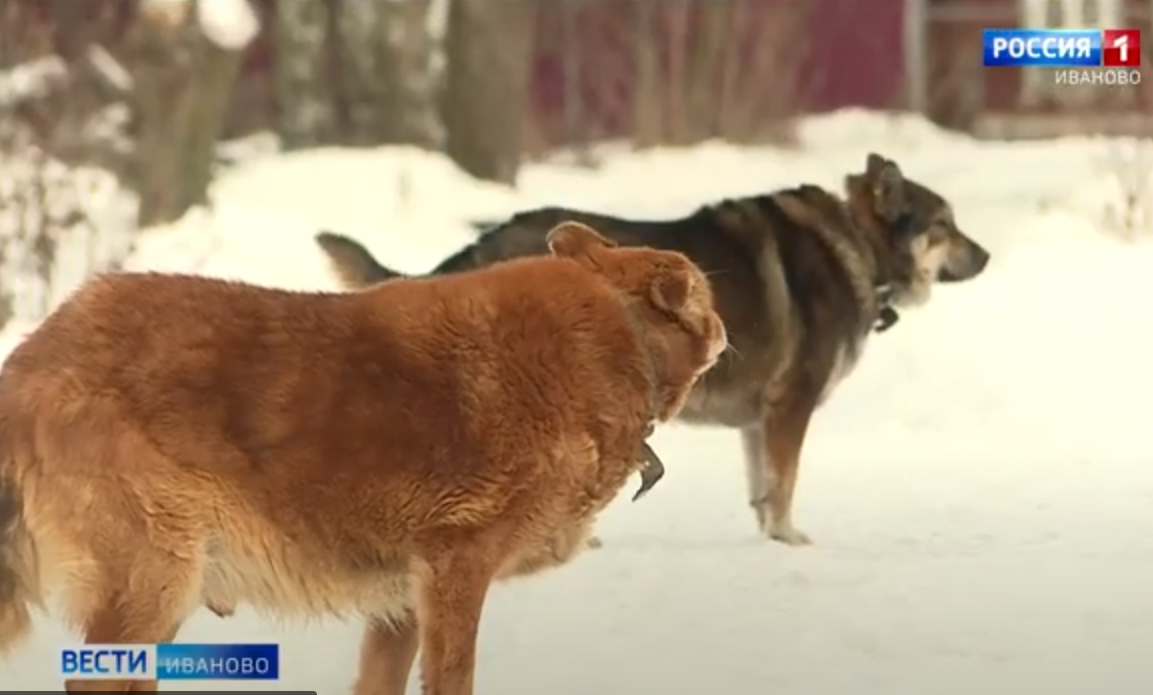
[0,222,726,695]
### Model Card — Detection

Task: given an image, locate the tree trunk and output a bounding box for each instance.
[130,0,254,228]
[664,1,691,145]
[334,0,378,145]
[177,34,246,213]
[334,0,437,148]
[632,0,662,148]
[275,0,333,150]
[130,1,198,228]
[687,0,731,141]
[441,0,535,184]
[378,0,439,148]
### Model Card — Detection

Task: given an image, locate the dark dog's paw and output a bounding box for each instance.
[752,500,813,546]
[766,521,813,547]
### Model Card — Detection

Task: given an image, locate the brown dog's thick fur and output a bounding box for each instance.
[0,222,725,694]
[314,153,991,547]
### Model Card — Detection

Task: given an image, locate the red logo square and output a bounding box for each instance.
[1103,29,1141,67]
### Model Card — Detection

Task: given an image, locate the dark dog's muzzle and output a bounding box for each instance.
[940,238,991,283]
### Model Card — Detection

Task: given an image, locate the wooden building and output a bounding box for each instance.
[1,0,1149,148]
[916,0,1153,137]
[0,0,910,148]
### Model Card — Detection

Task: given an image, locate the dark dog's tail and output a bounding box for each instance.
[0,472,37,654]
[315,231,408,289]
[467,220,500,234]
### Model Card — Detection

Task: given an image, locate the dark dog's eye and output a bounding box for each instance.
[894,211,919,241]
[929,221,955,242]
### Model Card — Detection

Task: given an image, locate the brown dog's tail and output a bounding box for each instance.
[315,231,407,288]
[0,472,38,653]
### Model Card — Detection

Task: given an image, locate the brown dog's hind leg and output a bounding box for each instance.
[415,550,495,695]
[752,388,820,546]
[353,613,420,695]
[65,557,198,692]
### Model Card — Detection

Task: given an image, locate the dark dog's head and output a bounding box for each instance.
[847,153,990,308]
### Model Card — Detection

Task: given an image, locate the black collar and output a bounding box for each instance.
[873,283,899,333]
[633,421,664,502]
[872,210,915,334]
[621,301,666,502]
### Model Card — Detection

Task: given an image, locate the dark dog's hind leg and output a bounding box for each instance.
[746,387,820,546]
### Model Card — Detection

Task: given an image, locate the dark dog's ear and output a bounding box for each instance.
[650,270,691,314]
[865,153,906,223]
[865,153,889,177]
[546,221,617,260]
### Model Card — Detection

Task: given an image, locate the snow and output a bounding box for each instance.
[196,0,260,51]
[0,146,135,325]
[137,0,259,51]
[0,55,68,107]
[3,110,1152,694]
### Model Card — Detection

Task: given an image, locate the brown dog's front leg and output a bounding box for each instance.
[416,553,494,695]
[751,387,819,546]
[499,518,596,579]
[353,613,420,695]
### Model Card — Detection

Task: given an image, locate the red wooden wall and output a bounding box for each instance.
[0,0,908,148]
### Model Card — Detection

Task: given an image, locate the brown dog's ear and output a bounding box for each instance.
[865,153,906,223]
[650,270,691,314]
[546,221,617,260]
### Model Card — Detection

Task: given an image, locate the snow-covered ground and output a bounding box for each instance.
[3,110,1152,694]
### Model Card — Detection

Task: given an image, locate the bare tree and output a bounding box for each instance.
[335,0,439,148]
[130,0,257,227]
[717,1,806,144]
[632,0,662,148]
[684,0,731,142]
[275,0,334,149]
[276,0,441,150]
[631,0,803,149]
[441,0,536,184]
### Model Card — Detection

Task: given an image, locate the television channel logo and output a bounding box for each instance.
[60,643,279,681]
[59,644,155,681]
[983,28,1141,67]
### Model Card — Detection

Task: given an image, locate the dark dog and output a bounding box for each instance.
[0,222,725,694]
[315,153,990,546]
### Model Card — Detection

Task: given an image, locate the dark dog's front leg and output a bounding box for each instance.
[741,424,771,527]
[744,388,819,546]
